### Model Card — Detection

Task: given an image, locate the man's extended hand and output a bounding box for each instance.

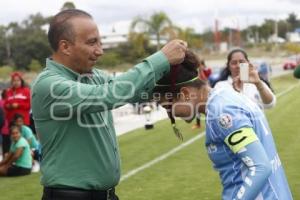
[161,39,187,65]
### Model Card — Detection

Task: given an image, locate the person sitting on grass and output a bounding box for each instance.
[13,114,41,172]
[13,114,39,148]
[0,125,32,176]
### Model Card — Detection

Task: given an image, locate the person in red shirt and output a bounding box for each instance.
[199,60,212,80]
[4,72,31,126]
[1,89,10,157]
[192,60,212,129]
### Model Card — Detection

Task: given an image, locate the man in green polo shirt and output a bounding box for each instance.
[31,9,187,200]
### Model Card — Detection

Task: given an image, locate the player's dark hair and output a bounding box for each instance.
[153,50,207,94]
[153,50,207,140]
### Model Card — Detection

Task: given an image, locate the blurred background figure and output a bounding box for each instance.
[0,125,32,177]
[0,89,10,158]
[192,59,212,129]
[12,114,40,172]
[199,60,212,81]
[214,48,276,110]
[0,92,4,155]
[4,72,31,126]
[293,64,300,78]
[257,61,272,83]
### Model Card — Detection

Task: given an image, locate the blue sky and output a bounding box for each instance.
[1,0,300,34]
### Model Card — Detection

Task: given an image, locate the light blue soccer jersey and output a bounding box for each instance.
[205,88,293,200]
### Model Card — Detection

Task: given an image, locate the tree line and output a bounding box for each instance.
[0,1,299,71]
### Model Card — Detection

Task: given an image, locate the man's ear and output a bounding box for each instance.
[58,40,72,56]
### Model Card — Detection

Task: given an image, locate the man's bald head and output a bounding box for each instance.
[48,9,92,51]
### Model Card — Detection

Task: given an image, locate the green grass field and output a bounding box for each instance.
[0,73,299,200]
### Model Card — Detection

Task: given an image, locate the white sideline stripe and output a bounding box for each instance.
[120,132,205,182]
[120,82,299,182]
[276,82,300,98]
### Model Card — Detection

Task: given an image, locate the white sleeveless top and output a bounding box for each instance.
[214,77,276,109]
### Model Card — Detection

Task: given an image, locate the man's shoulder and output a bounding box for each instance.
[31,69,68,91]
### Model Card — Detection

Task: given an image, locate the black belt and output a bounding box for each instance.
[43,187,116,200]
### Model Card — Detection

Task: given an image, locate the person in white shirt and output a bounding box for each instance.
[214,48,276,109]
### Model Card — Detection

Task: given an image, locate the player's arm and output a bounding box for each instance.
[224,127,272,200]
[0,152,13,166]
[7,148,24,165]
[37,52,170,117]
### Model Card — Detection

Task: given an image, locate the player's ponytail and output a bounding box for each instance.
[153,50,207,140]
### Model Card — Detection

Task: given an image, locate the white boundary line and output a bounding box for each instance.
[276,82,300,98]
[120,82,299,182]
[120,132,205,182]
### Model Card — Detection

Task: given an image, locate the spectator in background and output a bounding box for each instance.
[294,64,300,78]
[13,113,40,172]
[0,125,32,176]
[214,48,276,110]
[257,61,272,83]
[0,89,10,157]
[0,96,4,147]
[29,110,37,135]
[192,59,212,129]
[4,72,31,125]
[200,60,212,80]
[13,114,39,153]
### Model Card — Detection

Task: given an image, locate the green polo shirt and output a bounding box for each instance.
[10,137,32,169]
[31,52,170,190]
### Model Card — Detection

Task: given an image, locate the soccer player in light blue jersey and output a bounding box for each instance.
[153,50,293,200]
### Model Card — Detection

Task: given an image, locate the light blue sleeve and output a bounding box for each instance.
[208,103,253,141]
[233,141,272,200]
